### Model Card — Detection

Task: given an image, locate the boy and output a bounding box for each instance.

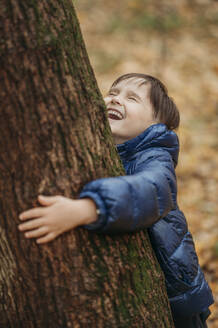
[19,73,214,327]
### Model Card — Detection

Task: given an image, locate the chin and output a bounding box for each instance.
[109,119,124,128]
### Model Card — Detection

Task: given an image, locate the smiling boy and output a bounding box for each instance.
[19,73,213,327]
[106,76,157,144]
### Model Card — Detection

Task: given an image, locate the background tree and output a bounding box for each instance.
[0,1,174,327]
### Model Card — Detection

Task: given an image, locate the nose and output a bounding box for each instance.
[111,95,121,105]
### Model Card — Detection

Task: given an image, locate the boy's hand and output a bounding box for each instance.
[18,195,97,244]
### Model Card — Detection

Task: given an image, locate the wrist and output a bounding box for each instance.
[79,198,98,225]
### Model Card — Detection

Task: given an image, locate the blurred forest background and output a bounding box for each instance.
[74,0,218,326]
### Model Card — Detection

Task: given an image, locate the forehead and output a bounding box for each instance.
[111,77,149,94]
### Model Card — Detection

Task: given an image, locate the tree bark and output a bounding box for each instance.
[0,1,174,327]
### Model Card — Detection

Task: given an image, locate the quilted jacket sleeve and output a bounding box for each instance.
[78,151,177,234]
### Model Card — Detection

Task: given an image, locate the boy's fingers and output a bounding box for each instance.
[24,227,49,239]
[38,195,61,206]
[19,208,45,221]
[36,232,56,244]
[18,218,45,231]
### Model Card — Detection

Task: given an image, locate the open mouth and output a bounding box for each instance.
[107,109,124,120]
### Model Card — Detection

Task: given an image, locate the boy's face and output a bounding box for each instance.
[104,77,157,145]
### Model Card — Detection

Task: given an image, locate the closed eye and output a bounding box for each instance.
[128,97,137,101]
[108,92,118,96]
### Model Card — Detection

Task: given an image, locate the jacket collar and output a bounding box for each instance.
[116,123,179,167]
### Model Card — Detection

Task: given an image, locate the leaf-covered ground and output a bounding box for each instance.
[75,1,218,326]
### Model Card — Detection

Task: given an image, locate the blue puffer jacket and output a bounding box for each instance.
[79,123,214,317]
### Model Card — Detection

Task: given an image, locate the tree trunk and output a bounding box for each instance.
[0,1,174,327]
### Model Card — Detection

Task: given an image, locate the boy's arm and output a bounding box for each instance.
[79,152,177,233]
[18,152,176,241]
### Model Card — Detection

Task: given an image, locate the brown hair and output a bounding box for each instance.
[111,73,180,130]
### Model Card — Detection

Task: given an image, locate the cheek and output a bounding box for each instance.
[127,108,143,121]
[138,108,153,121]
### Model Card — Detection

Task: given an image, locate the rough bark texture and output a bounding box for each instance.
[0,1,174,327]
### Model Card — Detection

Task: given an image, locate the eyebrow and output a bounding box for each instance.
[108,87,119,94]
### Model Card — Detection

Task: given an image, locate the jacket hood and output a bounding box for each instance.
[116,123,179,167]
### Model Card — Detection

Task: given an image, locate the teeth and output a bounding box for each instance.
[108,110,123,119]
